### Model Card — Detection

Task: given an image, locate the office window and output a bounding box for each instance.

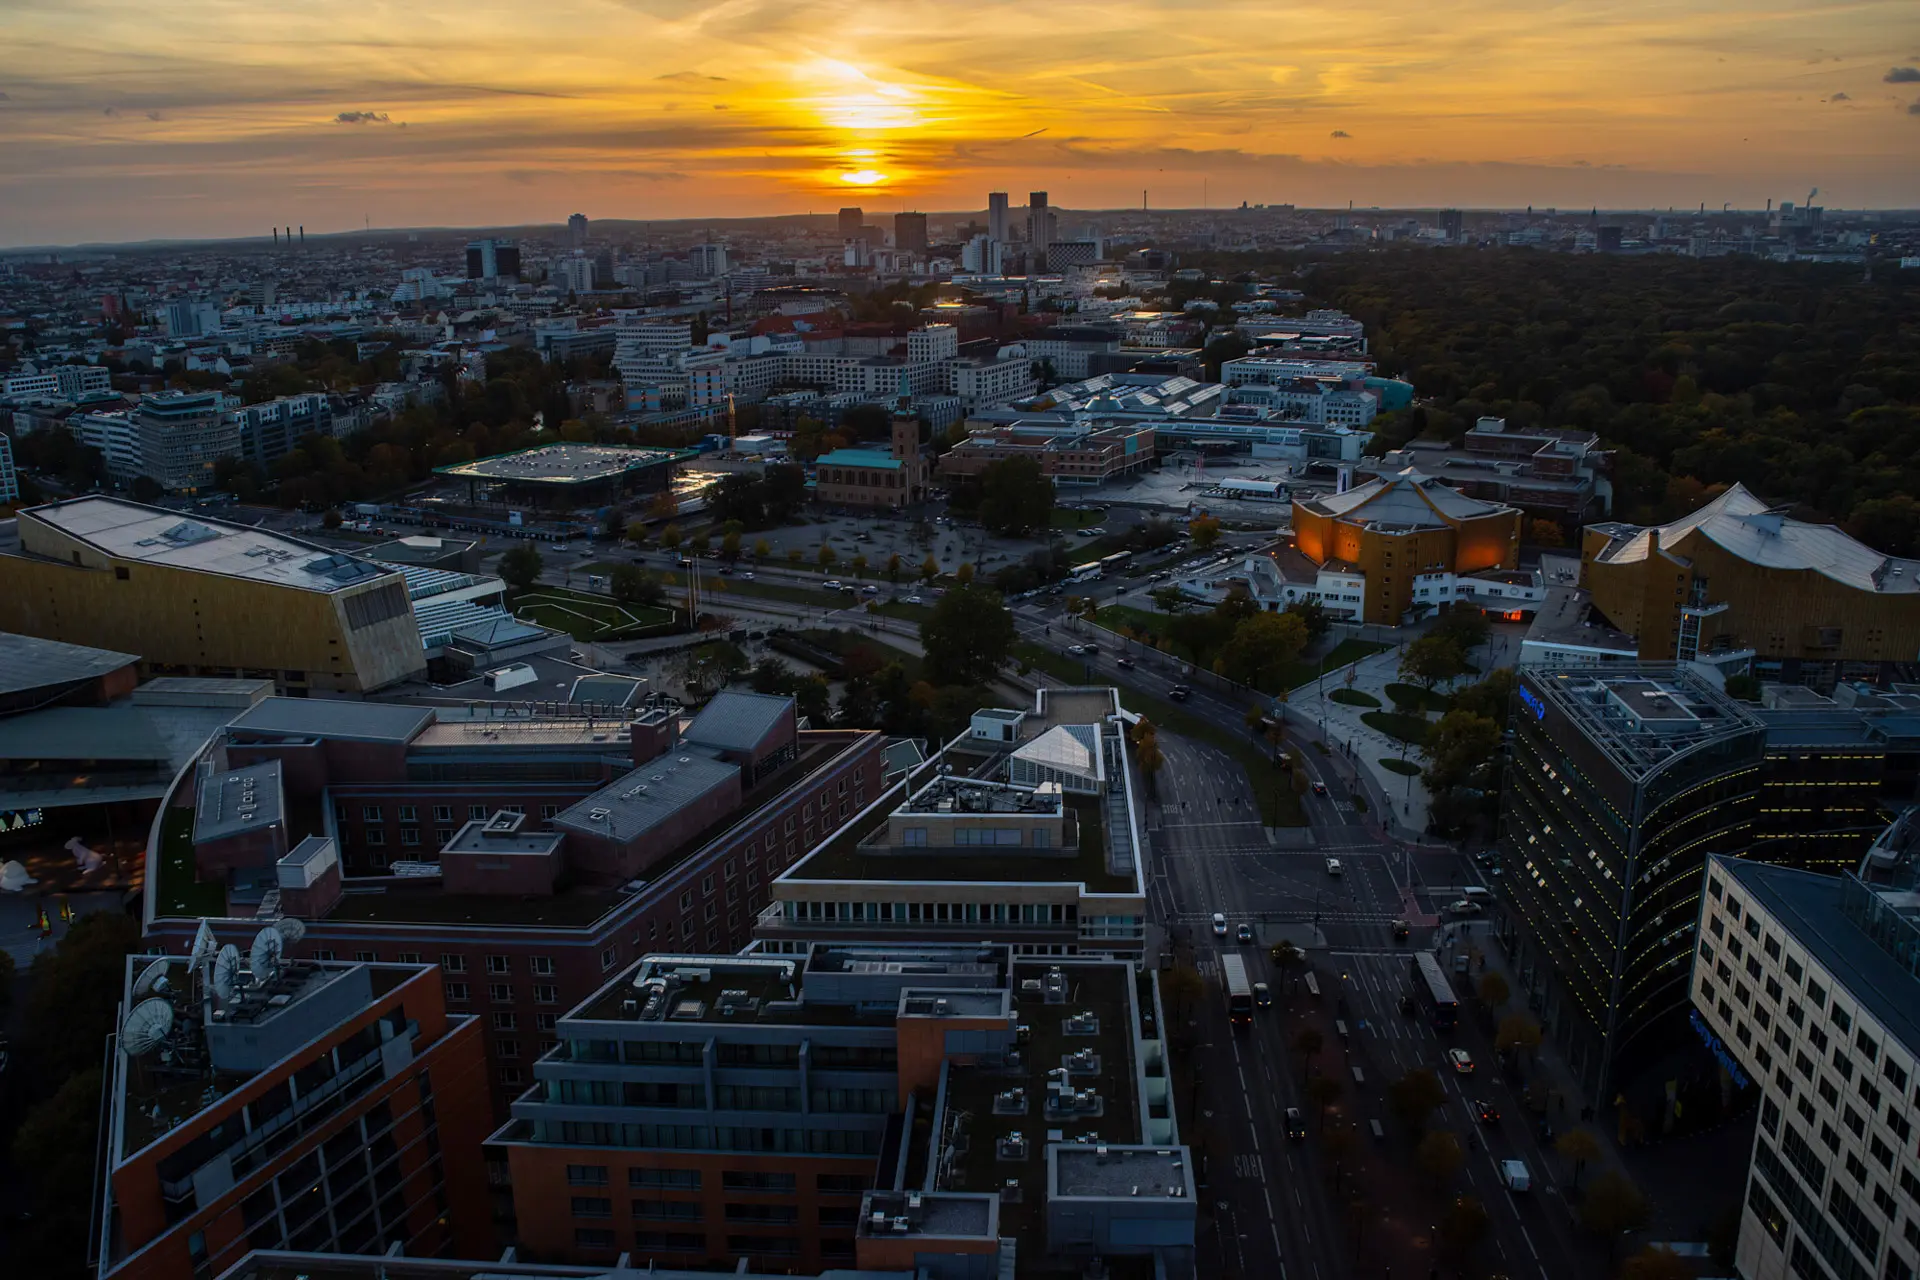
[535,985,558,1005]
[541,804,558,820]
[433,805,453,824]
[1835,1006,1855,1035]
[365,828,385,847]
[1846,1152,1870,1186]
[1886,1059,1911,1093]
[361,805,383,823]
[1871,1135,1894,1171]
[1858,1031,1880,1064]
[601,946,618,971]
[400,827,421,846]
[445,982,470,1003]
[532,956,555,976]
[397,805,418,824]
[1809,979,1828,1009]
[567,1165,609,1186]
[470,805,487,821]
[441,953,467,973]
[630,1168,701,1190]
[536,1013,557,1033]
[396,952,421,965]
[489,983,513,1003]
[435,828,453,847]
[573,1228,614,1248]
[497,1039,519,1059]
[722,1171,796,1192]
[487,955,512,975]
[493,1012,517,1031]
[1760,1097,1782,1136]
[1786,955,1805,983]
[499,1066,523,1087]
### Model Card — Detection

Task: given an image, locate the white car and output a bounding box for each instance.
[1449,1048,1476,1074]
[1211,912,1228,937]
[905,595,923,604]
[823,579,843,590]
[740,572,756,581]
[1448,900,1484,916]
[1325,858,1343,877]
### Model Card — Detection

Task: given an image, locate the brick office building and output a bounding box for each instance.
[143,691,885,1116]
[98,952,492,1280]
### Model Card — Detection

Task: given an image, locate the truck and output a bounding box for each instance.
[1220,953,1254,1028]
[1499,1159,1531,1192]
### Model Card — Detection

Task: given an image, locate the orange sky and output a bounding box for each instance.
[2,0,1917,245]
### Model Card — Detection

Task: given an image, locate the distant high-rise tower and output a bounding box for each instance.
[567,212,589,249]
[894,211,928,255]
[988,192,1009,243]
[1027,192,1052,267]
[837,207,864,239]
[465,238,521,280]
[1442,209,1464,243]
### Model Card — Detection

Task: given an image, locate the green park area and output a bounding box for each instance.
[513,587,675,641]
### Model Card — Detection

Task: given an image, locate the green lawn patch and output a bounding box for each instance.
[874,599,934,623]
[513,587,675,640]
[1380,757,1422,777]
[1362,710,1433,746]
[156,806,228,918]
[1050,508,1104,530]
[1329,688,1381,708]
[1385,682,1450,714]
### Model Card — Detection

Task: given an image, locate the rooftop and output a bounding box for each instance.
[551,751,740,846]
[0,631,138,696]
[859,1191,997,1241]
[225,697,434,745]
[18,497,398,593]
[1522,666,1765,780]
[1050,1144,1193,1200]
[1522,585,1639,655]
[194,758,285,843]
[1592,482,1920,594]
[1716,856,1920,1063]
[683,689,794,752]
[816,447,903,470]
[1297,468,1516,528]
[216,1252,875,1280]
[434,442,692,485]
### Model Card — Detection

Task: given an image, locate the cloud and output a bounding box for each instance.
[1910,100,1920,115]
[1330,129,1350,138]
[334,110,392,124]
[103,105,117,116]
[712,103,729,110]
[0,91,10,101]
[145,110,162,121]
[1829,92,1849,101]
[1886,67,1920,83]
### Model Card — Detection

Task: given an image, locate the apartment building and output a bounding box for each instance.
[491,944,1191,1273]
[134,390,241,492]
[3,363,111,400]
[142,690,887,1113]
[98,950,492,1280]
[937,419,1154,487]
[1361,415,1612,524]
[1692,831,1920,1280]
[71,408,147,481]
[231,393,334,469]
[1218,359,1380,427]
[0,496,425,695]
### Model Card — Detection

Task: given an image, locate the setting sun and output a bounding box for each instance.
[838,169,888,186]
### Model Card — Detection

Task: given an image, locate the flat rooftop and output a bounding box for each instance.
[194,758,285,843]
[0,631,137,696]
[1523,586,1639,654]
[1051,1143,1192,1200]
[435,443,692,486]
[860,1191,996,1240]
[19,497,397,593]
[1524,666,1764,780]
[552,751,740,845]
[225,697,434,745]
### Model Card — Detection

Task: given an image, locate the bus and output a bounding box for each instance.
[1221,954,1254,1029]
[1069,562,1104,584]
[1410,951,1459,1031]
[1099,551,1132,574]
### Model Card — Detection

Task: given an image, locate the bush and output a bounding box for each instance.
[1329,688,1381,708]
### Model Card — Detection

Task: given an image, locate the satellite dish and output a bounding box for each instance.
[189,919,218,969]
[122,998,175,1056]
[248,928,284,987]
[273,917,307,945]
[213,945,242,1003]
[132,958,171,1000]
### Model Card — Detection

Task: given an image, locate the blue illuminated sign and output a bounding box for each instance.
[1518,687,1547,721]
[1690,1008,1752,1090]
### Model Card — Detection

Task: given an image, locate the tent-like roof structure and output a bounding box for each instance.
[1296,468,1513,527]
[1591,483,1920,595]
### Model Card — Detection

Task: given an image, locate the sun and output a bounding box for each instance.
[839,169,888,186]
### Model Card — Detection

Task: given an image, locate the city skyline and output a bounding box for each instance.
[3,0,1920,247]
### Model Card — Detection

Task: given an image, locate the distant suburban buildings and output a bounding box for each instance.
[0,496,427,695]
[1581,484,1920,684]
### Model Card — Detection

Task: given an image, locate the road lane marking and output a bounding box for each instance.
[1522,1226,1540,1258]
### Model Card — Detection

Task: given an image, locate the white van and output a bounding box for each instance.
[1500,1159,1531,1192]
[1461,886,1492,903]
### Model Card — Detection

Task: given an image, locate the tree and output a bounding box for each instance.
[1400,631,1468,690]
[1160,965,1205,1023]
[1189,513,1222,550]
[721,529,743,558]
[787,547,804,566]
[977,456,1056,536]
[1149,585,1189,614]
[1496,1012,1544,1059]
[753,538,772,559]
[1450,667,1518,724]
[1580,1169,1649,1264]
[850,553,868,578]
[690,531,711,554]
[498,544,544,592]
[1291,1026,1324,1075]
[1477,971,1510,1010]
[956,562,975,586]
[817,543,838,569]
[660,523,683,550]
[1284,598,1332,641]
[1556,1127,1604,1187]
[1417,1129,1464,1184]
[647,490,679,522]
[1620,1246,1693,1280]
[1438,1194,1491,1263]
[22,909,140,1079]
[1271,939,1302,971]
[920,554,940,583]
[321,508,343,529]
[10,1066,108,1275]
[0,948,13,1016]
[886,553,904,584]
[1422,708,1502,791]
[1387,1068,1446,1134]
[1528,517,1566,547]
[610,564,664,608]
[920,585,1015,686]
[1131,719,1165,794]
[1307,1074,1343,1124]
[1216,611,1309,689]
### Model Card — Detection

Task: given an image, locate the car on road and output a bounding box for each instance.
[678,556,693,566]
[1499,1159,1531,1192]
[1116,656,1135,669]
[823,580,844,590]
[1391,919,1410,941]
[1285,1107,1307,1140]
[1066,644,1088,656]
[739,572,755,580]
[1474,1099,1501,1125]
[718,565,733,575]
[1325,857,1343,877]
[861,584,879,594]
[904,594,924,604]
[1448,1048,1476,1074]
[1254,981,1272,1009]
[1211,912,1228,937]
[1447,900,1484,916]
[1169,684,1192,701]
[1235,923,1253,944]
[1311,781,1328,796]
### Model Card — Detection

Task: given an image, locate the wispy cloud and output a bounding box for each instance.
[334,110,392,124]
[1330,129,1350,138]
[1830,92,1850,101]
[1886,66,1920,83]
